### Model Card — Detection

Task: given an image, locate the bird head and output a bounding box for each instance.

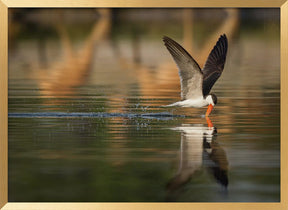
[206,94,217,106]
[205,94,217,116]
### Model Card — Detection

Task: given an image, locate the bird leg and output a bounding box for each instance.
[205,104,214,116]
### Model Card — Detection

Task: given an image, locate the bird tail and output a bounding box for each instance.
[162,102,179,107]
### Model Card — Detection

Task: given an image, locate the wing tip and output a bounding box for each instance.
[162,35,190,59]
[163,35,169,40]
[219,34,228,46]
[162,36,172,49]
[211,34,228,57]
[162,36,177,47]
[221,33,227,39]
[162,35,171,43]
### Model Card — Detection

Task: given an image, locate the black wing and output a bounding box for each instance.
[202,34,228,96]
[163,36,203,100]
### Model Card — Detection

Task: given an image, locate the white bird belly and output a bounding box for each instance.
[167,98,209,108]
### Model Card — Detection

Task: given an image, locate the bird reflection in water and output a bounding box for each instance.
[166,117,228,199]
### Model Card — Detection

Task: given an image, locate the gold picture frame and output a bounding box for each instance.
[1,0,287,209]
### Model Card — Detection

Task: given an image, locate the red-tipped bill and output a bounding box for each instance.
[206,116,213,127]
[205,104,214,116]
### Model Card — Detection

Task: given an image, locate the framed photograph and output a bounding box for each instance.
[1,0,288,209]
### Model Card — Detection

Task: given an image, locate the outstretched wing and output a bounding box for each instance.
[202,34,228,96]
[163,36,203,100]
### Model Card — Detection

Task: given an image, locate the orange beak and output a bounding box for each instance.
[205,104,214,117]
[206,116,214,127]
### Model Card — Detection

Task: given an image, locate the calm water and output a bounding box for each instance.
[8,8,280,202]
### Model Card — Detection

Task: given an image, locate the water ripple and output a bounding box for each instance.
[8,112,186,120]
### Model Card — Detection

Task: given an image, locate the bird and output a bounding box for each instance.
[166,124,228,194]
[162,34,228,116]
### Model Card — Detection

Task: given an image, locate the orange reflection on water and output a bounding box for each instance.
[35,9,111,100]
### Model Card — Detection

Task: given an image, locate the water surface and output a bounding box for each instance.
[8,8,280,202]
